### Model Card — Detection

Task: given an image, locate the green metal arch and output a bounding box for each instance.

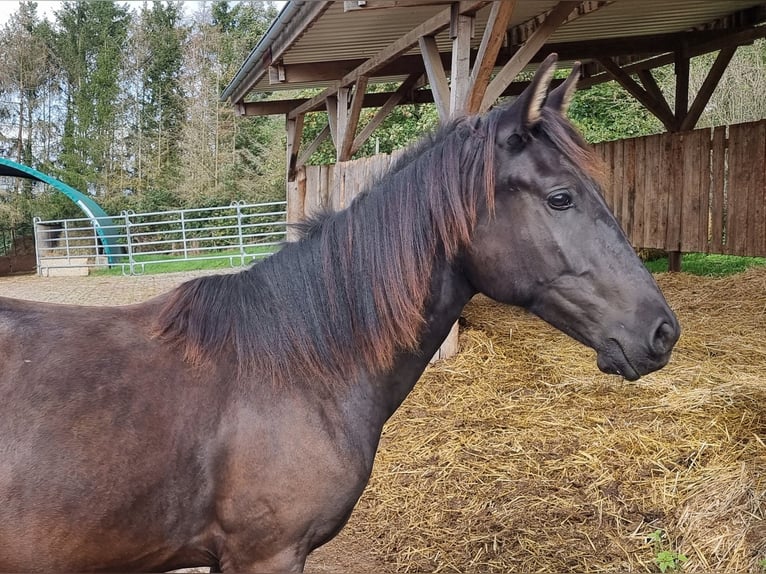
[0,158,124,264]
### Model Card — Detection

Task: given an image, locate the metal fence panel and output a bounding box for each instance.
[34,201,287,276]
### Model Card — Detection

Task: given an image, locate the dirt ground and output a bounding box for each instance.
[0,270,395,574]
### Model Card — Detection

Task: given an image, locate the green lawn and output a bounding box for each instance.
[94,245,279,275]
[644,252,766,276]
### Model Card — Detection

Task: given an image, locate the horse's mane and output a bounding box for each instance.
[153,105,600,385]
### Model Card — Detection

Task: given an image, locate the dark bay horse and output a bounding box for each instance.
[0,55,679,573]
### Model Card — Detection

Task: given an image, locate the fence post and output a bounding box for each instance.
[233,201,246,266]
[33,217,42,275]
[181,210,188,260]
[63,219,71,262]
[123,210,135,275]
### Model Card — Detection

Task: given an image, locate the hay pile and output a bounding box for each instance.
[348,268,766,572]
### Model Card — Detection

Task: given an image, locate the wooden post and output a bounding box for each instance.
[667,47,690,272]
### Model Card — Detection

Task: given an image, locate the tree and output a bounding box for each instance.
[0,1,60,227]
[178,1,283,207]
[53,1,130,197]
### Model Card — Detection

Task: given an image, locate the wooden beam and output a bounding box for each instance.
[597,56,676,131]
[288,0,489,119]
[326,96,339,146]
[418,35,451,121]
[351,74,422,155]
[335,87,351,161]
[296,124,331,170]
[339,77,369,161]
[286,114,305,182]
[674,48,690,131]
[636,69,674,120]
[466,0,517,114]
[449,6,474,117]
[680,46,737,132]
[481,1,579,112]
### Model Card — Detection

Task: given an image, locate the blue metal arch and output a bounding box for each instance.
[0,158,124,264]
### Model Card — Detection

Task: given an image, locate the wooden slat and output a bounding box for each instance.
[601,140,614,210]
[621,137,636,243]
[612,138,624,226]
[726,124,744,254]
[632,136,646,247]
[696,128,712,252]
[709,126,727,253]
[679,129,705,252]
[747,120,765,255]
[664,132,683,251]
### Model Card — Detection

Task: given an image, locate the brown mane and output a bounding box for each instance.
[153,106,601,386]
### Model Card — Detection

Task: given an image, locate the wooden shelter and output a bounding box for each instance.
[222,0,766,356]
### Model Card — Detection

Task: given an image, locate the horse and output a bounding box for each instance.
[0,55,679,573]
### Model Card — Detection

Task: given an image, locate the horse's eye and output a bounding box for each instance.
[547,191,574,211]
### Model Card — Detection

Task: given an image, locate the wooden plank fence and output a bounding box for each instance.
[596,118,766,257]
[289,118,766,258]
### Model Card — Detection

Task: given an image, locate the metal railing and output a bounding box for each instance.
[34,201,287,276]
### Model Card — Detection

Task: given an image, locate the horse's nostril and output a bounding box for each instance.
[651,320,678,355]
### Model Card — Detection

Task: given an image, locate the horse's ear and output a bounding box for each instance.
[522,53,558,125]
[547,61,581,115]
[495,53,557,136]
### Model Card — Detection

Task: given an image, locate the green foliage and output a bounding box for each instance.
[568,81,662,143]
[644,253,766,276]
[647,529,688,573]
[54,1,130,193]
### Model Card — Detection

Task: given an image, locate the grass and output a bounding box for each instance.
[644,252,766,276]
[94,245,278,276]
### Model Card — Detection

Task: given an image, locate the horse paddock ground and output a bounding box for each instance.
[1,268,764,572]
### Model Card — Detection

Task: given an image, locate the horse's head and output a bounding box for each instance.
[464,54,679,381]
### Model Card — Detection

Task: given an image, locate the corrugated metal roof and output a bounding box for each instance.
[224,0,766,103]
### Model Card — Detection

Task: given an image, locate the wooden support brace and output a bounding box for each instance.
[326,96,339,146]
[418,35,451,122]
[674,48,690,131]
[636,69,673,120]
[466,0,518,114]
[450,7,473,117]
[339,77,369,161]
[598,56,677,131]
[335,87,351,161]
[351,73,422,156]
[481,1,579,112]
[296,124,331,170]
[286,114,305,182]
[680,46,737,132]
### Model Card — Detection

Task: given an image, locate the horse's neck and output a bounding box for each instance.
[361,260,475,428]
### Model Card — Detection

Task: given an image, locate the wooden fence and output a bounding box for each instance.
[598,118,766,256]
[288,119,766,258]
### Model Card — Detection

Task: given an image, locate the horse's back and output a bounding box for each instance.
[0,294,228,571]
